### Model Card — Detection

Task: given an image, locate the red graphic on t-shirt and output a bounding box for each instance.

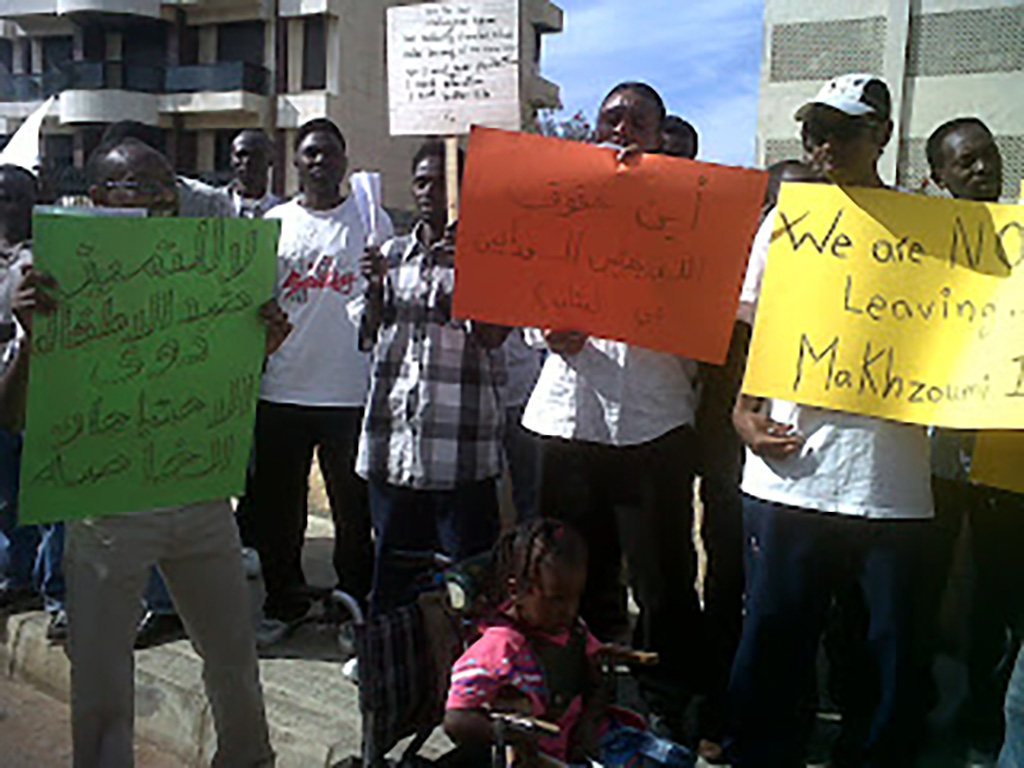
[281,255,357,302]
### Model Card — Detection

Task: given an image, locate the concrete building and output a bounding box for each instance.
[756,0,1023,199]
[0,0,562,210]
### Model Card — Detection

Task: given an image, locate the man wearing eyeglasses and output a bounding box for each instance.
[48,136,288,767]
[726,75,933,767]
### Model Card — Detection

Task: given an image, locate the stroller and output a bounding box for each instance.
[331,550,492,767]
[331,551,694,768]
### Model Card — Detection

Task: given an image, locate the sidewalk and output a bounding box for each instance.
[0,515,447,768]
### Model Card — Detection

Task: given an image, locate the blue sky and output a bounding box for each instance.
[540,0,765,167]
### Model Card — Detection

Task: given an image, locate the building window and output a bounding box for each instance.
[123,23,166,67]
[179,25,200,66]
[302,15,327,90]
[176,130,198,175]
[0,39,12,75]
[214,129,235,175]
[769,17,886,82]
[217,20,265,67]
[41,36,73,74]
[82,25,105,61]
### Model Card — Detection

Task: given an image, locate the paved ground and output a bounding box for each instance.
[0,471,985,767]
[0,674,180,767]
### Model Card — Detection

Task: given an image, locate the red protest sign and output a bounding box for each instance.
[453,126,767,363]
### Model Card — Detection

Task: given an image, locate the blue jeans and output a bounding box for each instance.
[0,429,64,612]
[726,496,928,767]
[144,567,175,615]
[368,477,499,615]
[999,645,1024,767]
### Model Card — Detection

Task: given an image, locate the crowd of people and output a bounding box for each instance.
[0,68,1020,768]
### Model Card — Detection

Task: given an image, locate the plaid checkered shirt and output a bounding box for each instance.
[355,225,506,490]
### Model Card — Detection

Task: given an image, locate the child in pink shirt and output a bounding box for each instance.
[444,520,692,766]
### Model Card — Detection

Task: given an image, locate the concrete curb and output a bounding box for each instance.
[0,609,367,767]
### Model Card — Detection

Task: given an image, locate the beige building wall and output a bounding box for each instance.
[757,0,1024,199]
[0,0,562,212]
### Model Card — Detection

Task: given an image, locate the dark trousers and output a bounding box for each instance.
[237,400,371,620]
[368,477,499,615]
[539,426,701,712]
[929,478,1024,755]
[727,496,928,768]
[694,322,749,741]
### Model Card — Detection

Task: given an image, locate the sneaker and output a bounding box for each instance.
[134,611,185,649]
[46,610,68,643]
[255,617,290,649]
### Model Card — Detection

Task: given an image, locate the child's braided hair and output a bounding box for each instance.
[491,519,588,603]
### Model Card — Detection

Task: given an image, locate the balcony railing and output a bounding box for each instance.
[0,71,67,102]
[0,61,269,102]
[164,62,268,96]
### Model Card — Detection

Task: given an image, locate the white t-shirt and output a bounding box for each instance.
[260,197,393,407]
[738,209,933,519]
[522,333,697,447]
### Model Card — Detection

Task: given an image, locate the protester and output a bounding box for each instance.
[523,81,702,739]
[661,115,699,159]
[355,139,506,614]
[54,136,286,767]
[761,158,821,217]
[444,519,693,767]
[726,74,933,767]
[0,163,66,642]
[99,121,235,218]
[96,122,246,649]
[227,129,282,219]
[924,116,1021,763]
[238,118,390,621]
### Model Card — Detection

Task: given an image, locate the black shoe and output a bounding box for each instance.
[46,609,68,643]
[0,586,43,613]
[134,612,185,649]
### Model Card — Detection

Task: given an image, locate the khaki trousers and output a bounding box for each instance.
[66,501,274,768]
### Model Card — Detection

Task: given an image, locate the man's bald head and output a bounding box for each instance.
[87,138,178,215]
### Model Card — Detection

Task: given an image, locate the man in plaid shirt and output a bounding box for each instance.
[354,139,508,615]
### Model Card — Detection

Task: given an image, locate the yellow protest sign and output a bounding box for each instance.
[743,183,1024,428]
[970,431,1024,493]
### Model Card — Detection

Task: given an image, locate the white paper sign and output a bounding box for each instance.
[387,0,521,136]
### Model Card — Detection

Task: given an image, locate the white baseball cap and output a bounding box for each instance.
[795,74,892,122]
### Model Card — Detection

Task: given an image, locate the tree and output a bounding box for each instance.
[531,109,593,142]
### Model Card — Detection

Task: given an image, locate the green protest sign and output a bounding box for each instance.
[19,214,279,523]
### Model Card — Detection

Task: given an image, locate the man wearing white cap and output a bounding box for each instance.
[726,74,933,766]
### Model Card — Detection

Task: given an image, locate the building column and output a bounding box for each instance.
[198,25,217,66]
[882,0,911,186]
[29,39,43,74]
[12,39,26,75]
[326,15,341,94]
[283,128,298,195]
[197,130,215,174]
[105,31,122,61]
[287,19,303,92]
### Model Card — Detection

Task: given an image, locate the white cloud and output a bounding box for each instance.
[540,0,765,165]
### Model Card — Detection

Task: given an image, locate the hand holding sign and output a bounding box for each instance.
[743,183,1024,429]
[452,127,768,363]
[20,215,278,523]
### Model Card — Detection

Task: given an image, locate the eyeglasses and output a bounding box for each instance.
[802,118,877,147]
[101,180,174,196]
